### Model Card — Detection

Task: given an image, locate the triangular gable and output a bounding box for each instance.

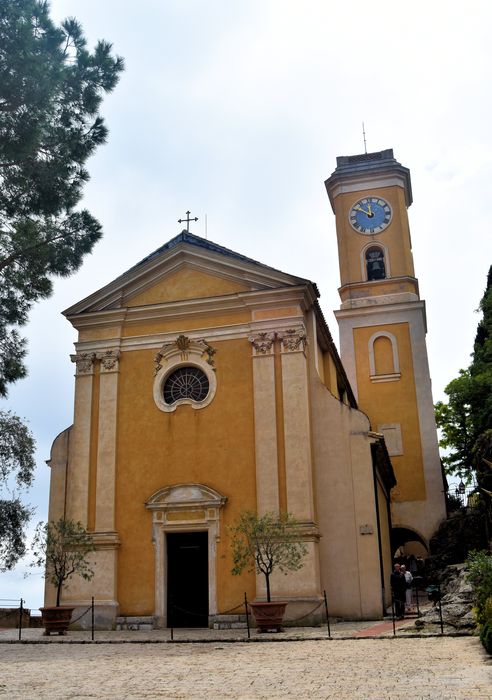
[64,231,314,316]
[126,266,251,307]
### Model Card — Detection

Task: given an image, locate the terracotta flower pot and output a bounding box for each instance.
[250,601,288,632]
[39,606,75,636]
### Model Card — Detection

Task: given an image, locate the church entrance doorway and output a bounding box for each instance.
[167,531,209,627]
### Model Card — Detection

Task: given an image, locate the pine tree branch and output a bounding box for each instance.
[0,226,84,273]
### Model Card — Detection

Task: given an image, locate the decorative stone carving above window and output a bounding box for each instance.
[153,335,217,413]
[154,335,216,376]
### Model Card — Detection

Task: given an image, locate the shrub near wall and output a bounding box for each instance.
[479,597,492,654]
[466,550,492,654]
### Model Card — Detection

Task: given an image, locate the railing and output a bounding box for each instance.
[447,481,479,508]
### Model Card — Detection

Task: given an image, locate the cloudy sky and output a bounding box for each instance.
[1,0,491,608]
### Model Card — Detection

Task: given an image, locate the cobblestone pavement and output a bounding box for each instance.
[0,636,490,699]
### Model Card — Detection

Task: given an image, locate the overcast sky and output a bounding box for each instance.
[1,0,491,609]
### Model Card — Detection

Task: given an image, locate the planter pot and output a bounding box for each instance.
[250,601,288,632]
[39,606,75,636]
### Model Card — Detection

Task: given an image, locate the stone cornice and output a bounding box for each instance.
[73,315,308,355]
[325,150,412,211]
[335,298,426,320]
[65,285,316,331]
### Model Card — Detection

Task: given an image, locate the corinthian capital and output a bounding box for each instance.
[248,332,276,356]
[98,349,120,373]
[278,327,307,353]
[71,352,96,376]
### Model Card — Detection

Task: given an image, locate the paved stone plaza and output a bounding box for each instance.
[0,635,490,698]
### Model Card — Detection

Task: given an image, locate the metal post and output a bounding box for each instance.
[415,584,420,617]
[244,592,250,639]
[437,584,444,634]
[170,597,174,641]
[391,594,396,636]
[18,598,23,641]
[91,597,94,641]
[323,590,331,638]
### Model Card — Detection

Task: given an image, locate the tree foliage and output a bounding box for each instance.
[230,511,307,602]
[31,518,95,607]
[0,410,35,570]
[0,0,123,569]
[0,0,124,392]
[435,266,492,487]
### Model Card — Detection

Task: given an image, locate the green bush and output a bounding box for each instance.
[484,596,492,625]
[480,623,492,654]
[466,551,492,626]
[467,552,492,654]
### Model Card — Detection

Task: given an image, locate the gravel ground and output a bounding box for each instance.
[0,636,490,699]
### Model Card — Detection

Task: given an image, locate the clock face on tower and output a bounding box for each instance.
[349,196,392,235]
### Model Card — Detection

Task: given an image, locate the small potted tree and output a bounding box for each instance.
[230,510,307,632]
[32,518,95,635]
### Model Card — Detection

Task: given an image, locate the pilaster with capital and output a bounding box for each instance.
[278,326,314,521]
[95,349,120,531]
[249,332,279,514]
[66,352,97,524]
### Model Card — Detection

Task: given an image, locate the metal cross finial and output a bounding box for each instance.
[178,210,198,232]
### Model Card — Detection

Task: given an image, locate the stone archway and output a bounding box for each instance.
[391,526,428,559]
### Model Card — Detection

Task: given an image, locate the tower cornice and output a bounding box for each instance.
[324,148,413,212]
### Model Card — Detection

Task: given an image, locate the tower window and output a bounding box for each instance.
[366,246,386,281]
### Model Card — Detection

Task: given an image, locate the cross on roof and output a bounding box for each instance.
[178,210,198,233]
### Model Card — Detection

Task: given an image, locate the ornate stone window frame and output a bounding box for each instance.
[145,484,227,627]
[368,330,401,382]
[153,335,217,413]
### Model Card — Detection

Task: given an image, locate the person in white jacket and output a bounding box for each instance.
[401,564,413,612]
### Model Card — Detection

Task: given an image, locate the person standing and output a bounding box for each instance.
[390,563,406,619]
[401,564,413,613]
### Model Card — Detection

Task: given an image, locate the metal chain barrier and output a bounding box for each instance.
[276,599,324,624]
[68,603,93,626]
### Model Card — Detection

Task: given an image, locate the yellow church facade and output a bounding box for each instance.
[46,148,445,629]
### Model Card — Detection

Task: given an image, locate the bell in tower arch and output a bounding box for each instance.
[366,247,386,281]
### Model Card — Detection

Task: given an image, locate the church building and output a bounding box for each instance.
[45,149,446,629]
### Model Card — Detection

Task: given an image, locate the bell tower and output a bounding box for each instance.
[325,149,446,553]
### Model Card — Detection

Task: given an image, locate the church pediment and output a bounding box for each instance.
[125,265,251,308]
[64,232,310,317]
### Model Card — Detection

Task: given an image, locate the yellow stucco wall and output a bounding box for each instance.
[121,311,251,338]
[353,322,425,501]
[113,337,257,615]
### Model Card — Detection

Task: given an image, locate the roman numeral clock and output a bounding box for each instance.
[349,197,392,234]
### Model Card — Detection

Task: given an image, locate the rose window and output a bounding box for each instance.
[163,367,210,405]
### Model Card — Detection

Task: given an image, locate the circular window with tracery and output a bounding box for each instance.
[163,366,210,405]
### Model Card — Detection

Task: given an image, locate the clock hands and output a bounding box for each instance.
[354,204,374,218]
